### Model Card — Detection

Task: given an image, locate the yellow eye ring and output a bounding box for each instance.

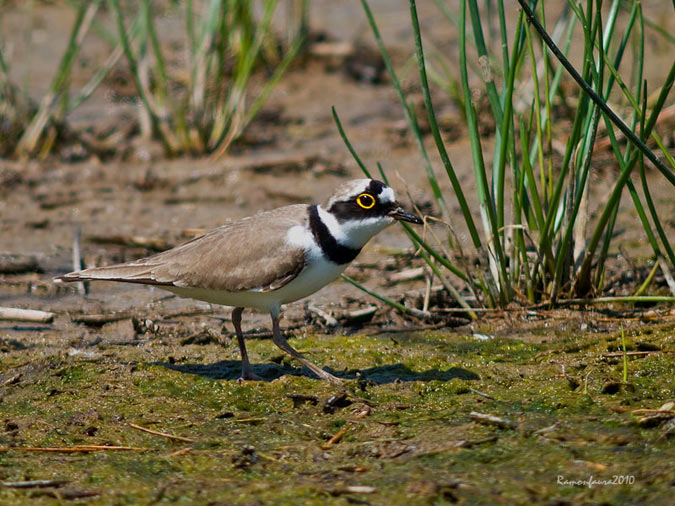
[356,193,376,209]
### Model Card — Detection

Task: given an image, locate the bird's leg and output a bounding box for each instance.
[270,312,342,385]
[232,307,262,381]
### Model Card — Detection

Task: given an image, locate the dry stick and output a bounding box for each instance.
[322,423,352,450]
[657,257,675,296]
[342,486,377,495]
[556,296,675,305]
[343,306,378,322]
[602,351,672,358]
[469,412,518,430]
[128,423,196,443]
[70,312,131,325]
[0,374,22,387]
[0,307,55,323]
[1,480,69,489]
[436,307,503,313]
[469,388,496,401]
[389,267,425,283]
[307,305,338,327]
[0,445,148,453]
[422,261,433,313]
[229,417,266,424]
[597,315,675,322]
[168,448,193,457]
[631,408,675,415]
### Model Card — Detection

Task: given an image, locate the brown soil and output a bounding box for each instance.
[1,2,674,504]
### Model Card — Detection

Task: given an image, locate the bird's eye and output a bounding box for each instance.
[356,193,376,209]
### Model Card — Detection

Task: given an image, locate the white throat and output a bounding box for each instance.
[317,205,394,249]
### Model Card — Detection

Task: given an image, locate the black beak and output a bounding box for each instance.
[388,205,423,224]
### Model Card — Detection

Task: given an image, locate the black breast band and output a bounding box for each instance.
[308,205,361,265]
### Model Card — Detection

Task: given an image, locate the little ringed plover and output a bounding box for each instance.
[56,178,422,384]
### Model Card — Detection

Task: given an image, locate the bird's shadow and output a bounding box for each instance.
[154,360,479,384]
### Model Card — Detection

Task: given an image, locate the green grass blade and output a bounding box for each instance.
[69,10,144,112]
[517,0,675,186]
[142,0,169,111]
[341,275,432,320]
[15,0,100,156]
[576,59,675,293]
[331,107,371,178]
[416,246,478,318]
[108,0,172,154]
[360,0,450,220]
[466,0,503,125]
[637,91,675,266]
[242,32,304,130]
[597,100,665,280]
[408,0,482,249]
[459,0,511,301]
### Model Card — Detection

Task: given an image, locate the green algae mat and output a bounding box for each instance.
[1,320,673,504]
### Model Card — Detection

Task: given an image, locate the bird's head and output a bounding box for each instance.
[322,179,422,248]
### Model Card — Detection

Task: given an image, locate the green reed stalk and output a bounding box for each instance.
[360,0,450,221]
[15,0,100,157]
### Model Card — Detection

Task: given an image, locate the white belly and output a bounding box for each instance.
[162,255,347,313]
[161,223,354,313]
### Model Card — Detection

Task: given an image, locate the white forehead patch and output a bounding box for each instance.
[325,179,397,208]
[379,186,395,204]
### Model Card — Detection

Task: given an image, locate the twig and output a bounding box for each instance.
[168,448,193,457]
[128,423,196,443]
[229,417,266,424]
[71,312,131,325]
[435,307,501,313]
[329,485,377,496]
[343,486,377,494]
[0,373,22,387]
[602,351,671,358]
[534,423,559,436]
[388,267,425,283]
[1,480,69,489]
[307,305,338,327]
[0,445,148,453]
[322,423,352,449]
[0,307,55,323]
[422,264,432,313]
[341,274,432,320]
[549,296,675,306]
[469,388,496,400]
[469,411,518,430]
[342,306,378,322]
[31,488,101,500]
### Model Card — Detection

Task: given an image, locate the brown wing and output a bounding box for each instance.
[56,205,310,292]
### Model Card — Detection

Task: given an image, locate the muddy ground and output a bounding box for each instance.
[1,1,674,504]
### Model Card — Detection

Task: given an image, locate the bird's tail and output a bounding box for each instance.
[54,263,167,286]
